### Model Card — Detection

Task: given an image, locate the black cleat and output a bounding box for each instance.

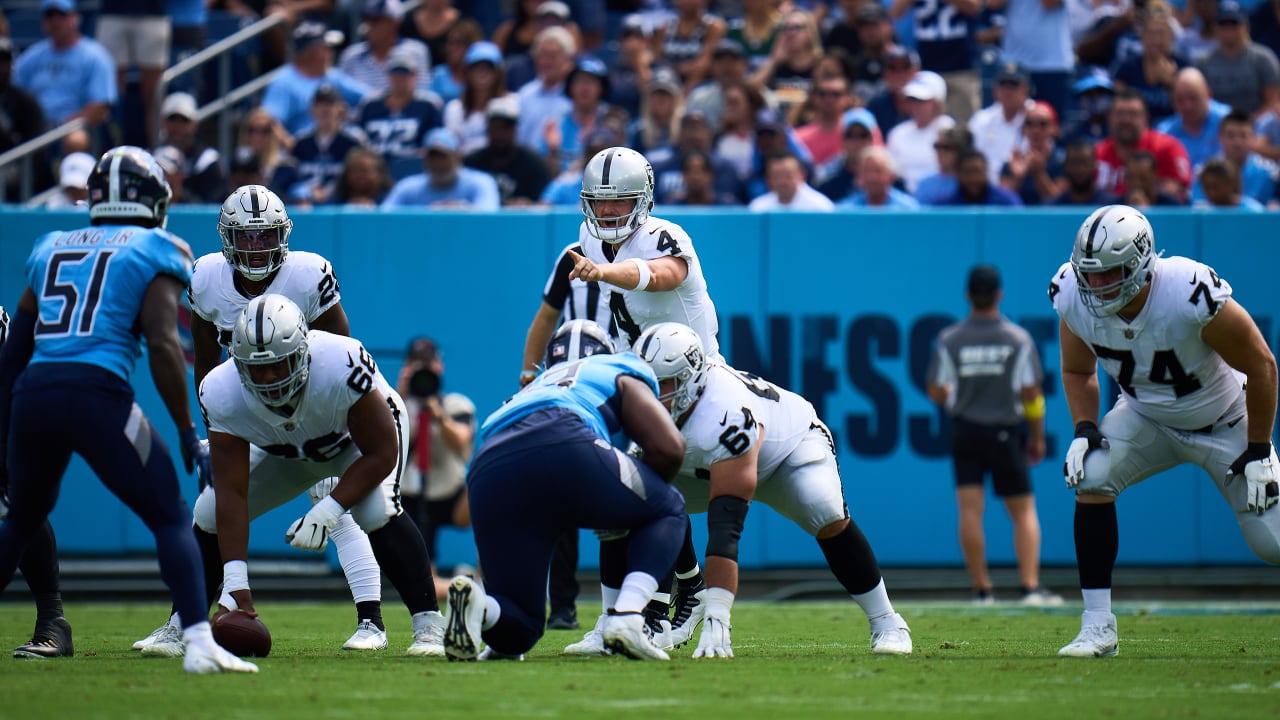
[547,608,579,630]
[14,617,74,659]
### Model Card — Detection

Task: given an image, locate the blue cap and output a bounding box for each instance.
[42,0,75,12]
[1072,68,1115,94]
[465,41,503,67]
[424,127,460,153]
[841,108,878,134]
[1218,0,1246,22]
[293,21,329,51]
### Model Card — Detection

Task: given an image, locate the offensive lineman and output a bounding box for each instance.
[193,294,445,656]
[0,147,256,674]
[134,185,388,656]
[1053,204,1279,657]
[635,322,913,658]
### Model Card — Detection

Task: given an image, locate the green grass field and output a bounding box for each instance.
[2,600,1278,719]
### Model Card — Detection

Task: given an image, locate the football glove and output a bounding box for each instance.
[692,587,734,659]
[180,428,212,491]
[285,496,344,552]
[307,477,340,502]
[1064,421,1109,488]
[1226,442,1280,515]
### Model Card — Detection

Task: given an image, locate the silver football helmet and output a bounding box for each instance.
[1071,204,1156,316]
[218,185,293,282]
[635,322,708,420]
[545,319,616,368]
[581,146,654,244]
[230,294,310,408]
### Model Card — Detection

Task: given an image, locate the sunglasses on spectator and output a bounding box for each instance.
[814,89,845,98]
[933,143,957,151]
[1024,119,1053,127]
[43,9,69,18]
[247,125,274,135]
[845,129,871,140]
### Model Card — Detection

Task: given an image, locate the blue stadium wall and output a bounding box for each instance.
[1,206,1277,570]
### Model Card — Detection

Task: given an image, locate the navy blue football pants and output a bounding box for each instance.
[0,363,208,629]
[467,408,687,655]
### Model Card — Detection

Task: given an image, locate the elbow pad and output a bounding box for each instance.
[706,495,750,561]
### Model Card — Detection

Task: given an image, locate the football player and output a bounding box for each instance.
[636,322,913,659]
[1053,205,1279,657]
[443,320,688,661]
[134,185,388,656]
[0,304,75,660]
[193,294,445,657]
[0,147,256,674]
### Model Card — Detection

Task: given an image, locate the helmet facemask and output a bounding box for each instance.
[235,349,310,408]
[231,294,310,408]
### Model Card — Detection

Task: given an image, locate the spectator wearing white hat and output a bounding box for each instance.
[886,69,957,192]
[340,0,433,95]
[382,127,501,208]
[44,151,94,210]
[151,145,189,204]
[155,92,227,204]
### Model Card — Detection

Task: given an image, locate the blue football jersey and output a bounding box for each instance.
[479,353,659,447]
[25,224,194,381]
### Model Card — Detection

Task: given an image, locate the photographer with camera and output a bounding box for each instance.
[396,337,478,601]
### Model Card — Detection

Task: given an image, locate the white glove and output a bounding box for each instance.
[285,495,344,552]
[1227,443,1280,515]
[1064,421,1109,488]
[307,477,341,503]
[692,587,735,659]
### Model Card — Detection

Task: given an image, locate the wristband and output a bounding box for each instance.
[628,257,651,291]
[223,559,249,593]
[1022,395,1045,421]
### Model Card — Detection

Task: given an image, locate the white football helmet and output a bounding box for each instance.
[218,185,293,282]
[1070,204,1156,316]
[634,322,708,420]
[230,294,310,407]
[581,147,654,244]
[545,319,616,368]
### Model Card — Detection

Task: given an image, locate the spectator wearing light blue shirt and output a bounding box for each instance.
[262,21,373,137]
[838,146,922,208]
[382,127,501,209]
[1189,108,1279,204]
[338,0,433,96]
[988,0,1074,121]
[1192,156,1267,210]
[12,0,117,127]
[1156,68,1232,171]
[515,26,576,151]
[539,126,621,205]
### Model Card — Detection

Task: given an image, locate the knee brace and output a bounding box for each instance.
[706,495,749,561]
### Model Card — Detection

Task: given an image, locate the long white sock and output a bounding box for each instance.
[183,621,214,650]
[614,572,659,614]
[851,578,897,627]
[1082,588,1112,620]
[330,515,381,603]
[600,584,621,612]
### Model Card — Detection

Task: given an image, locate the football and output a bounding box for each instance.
[211,609,272,658]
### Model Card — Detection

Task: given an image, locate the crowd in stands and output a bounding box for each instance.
[4,0,1280,210]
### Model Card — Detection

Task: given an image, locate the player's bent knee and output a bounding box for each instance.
[815,517,849,540]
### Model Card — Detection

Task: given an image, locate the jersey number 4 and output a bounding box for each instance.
[1092,345,1202,399]
[35,249,116,337]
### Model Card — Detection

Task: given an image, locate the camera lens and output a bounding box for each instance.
[409,367,441,398]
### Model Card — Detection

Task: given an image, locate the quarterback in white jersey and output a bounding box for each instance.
[634,323,913,659]
[565,147,722,360]
[1051,205,1279,659]
[199,295,446,657]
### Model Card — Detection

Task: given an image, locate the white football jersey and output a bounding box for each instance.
[201,331,399,460]
[188,250,341,349]
[577,216,722,361]
[1051,255,1244,430]
[675,363,820,484]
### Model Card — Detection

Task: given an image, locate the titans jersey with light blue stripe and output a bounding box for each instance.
[479,353,658,446]
[26,224,194,381]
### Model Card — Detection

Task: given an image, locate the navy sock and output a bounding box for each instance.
[19,520,63,622]
[1074,502,1118,589]
[153,522,209,628]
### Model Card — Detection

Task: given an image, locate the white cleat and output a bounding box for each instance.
[562,614,610,657]
[342,619,388,651]
[140,623,187,658]
[669,588,707,647]
[406,610,447,657]
[184,641,259,674]
[444,576,486,662]
[133,614,179,651]
[601,610,670,661]
[478,646,524,661]
[1059,616,1119,658]
[870,613,913,656]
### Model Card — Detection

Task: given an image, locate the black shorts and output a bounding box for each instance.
[950,418,1031,497]
[424,486,467,531]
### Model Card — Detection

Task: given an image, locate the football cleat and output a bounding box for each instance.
[13,617,74,659]
[669,580,707,647]
[645,614,674,652]
[870,613,913,656]
[443,576,485,662]
[546,608,579,630]
[342,619,388,651]
[602,609,670,661]
[407,610,447,658]
[478,646,525,661]
[140,622,186,658]
[1059,616,1119,658]
[1021,587,1065,607]
[184,640,259,674]
[562,614,611,657]
[133,613,179,651]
